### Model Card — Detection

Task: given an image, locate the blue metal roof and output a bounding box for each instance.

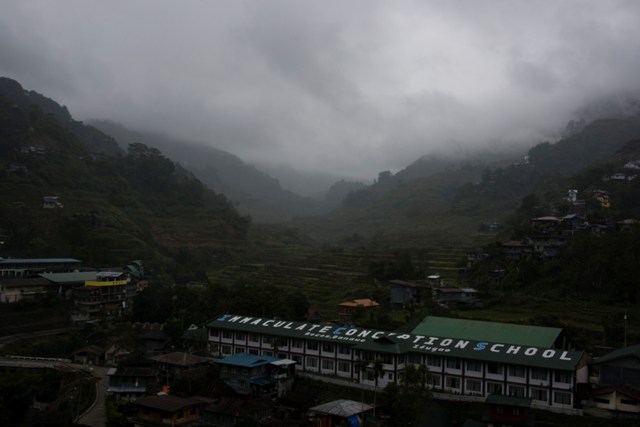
[215,353,278,368]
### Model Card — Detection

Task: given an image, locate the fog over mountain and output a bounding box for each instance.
[1,1,640,181]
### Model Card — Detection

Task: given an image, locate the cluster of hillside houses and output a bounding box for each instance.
[2,257,640,425]
[493,186,639,261]
[0,257,145,323]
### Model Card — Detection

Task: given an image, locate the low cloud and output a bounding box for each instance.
[1,1,639,180]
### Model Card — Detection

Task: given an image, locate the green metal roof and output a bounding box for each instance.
[410,316,562,348]
[208,314,585,371]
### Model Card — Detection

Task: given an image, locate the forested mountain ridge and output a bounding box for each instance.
[90,120,331,223]
[0,77,122,156]
[295,111,640,248]
[0,78,249,281]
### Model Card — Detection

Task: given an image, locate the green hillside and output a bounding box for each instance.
[0,78,249,278]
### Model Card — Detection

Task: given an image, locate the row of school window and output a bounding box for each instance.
[431,375,571,404]
[217,343,571,385]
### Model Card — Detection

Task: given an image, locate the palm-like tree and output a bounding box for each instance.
[372,358,385,417]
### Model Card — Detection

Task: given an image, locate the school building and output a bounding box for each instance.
[207,314,591,413]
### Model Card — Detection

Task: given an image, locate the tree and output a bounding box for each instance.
[354,358,369,383]
[372,358,385,417]
[381,364,432,425]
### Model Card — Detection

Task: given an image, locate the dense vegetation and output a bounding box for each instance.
[0,79,249,278]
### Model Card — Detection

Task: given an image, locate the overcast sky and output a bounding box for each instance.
[1,1,640,180]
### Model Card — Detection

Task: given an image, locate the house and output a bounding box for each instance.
[482,394,534,426]
[307,399,373,427]
[0,277,53,303]
[388,279,430,309]
[215,353,296,397]
[530,216,561,230]
[107,367,158,401]
[0,257,82,279]
[130,395,202,426]
[616,219,639,232]
[500,239,533,260]
[42,196,63,209]
[73,345,106,365]
[203,397,275,427]
[432,287,479,307]
[589,385,640,414]
[590,344,640,396]
[105,343,133,366]
[149,351,212,385]
[39,271,98,301]
[72,271,136,323]
[624,160,640,170]
[427,274,442,286]
[137,325,167,356]
[337,298,380,317]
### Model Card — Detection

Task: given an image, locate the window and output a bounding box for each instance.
[235,332,245,341]
[407,353,422,364]
[486,382,503,395]
[487,363,503,375]
[593,397,609,404]
[234,347,245,354]
[291,354,302,364]
[209,329,219,338]
[263,335,273,345]
[621,399,638,406]
[249,333,260,343]
[306,357,318,368]
[321,359,334,370]
[554,371,572,383]
[338,361,351,373]
[530,388,548,402]
[429,374,442,387]
[262,350,273,357]
[248,349,259,355]
[307,341,319,351]
[366,370,377,381]
[554,391,572,405]
[466,379,482,394]
[445,376,461,390]
[322,342,335,353]
[508,365,526,378]
[496,406,503,415]
[239,379,247,389]
[512,408,520,416]
[508,385,526,397]
[387,373,393,380]
[531,368,548,381]
[338,344,351,355]
[466,360,482,372]
[291,339,303,349]
[446,358,461,370]
[382,353,393,364]
[222,330,232,339]
[427,356,442,368]
[221,345,231,355]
